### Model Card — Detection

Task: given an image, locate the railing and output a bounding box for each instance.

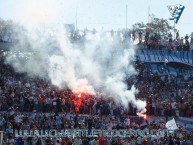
[0,45,193,66]
[137,49,193,66]
[176,117,193,132]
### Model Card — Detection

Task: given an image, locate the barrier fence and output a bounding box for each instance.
[138,49,193,66]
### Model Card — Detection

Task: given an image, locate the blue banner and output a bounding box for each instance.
[138,49,193,66]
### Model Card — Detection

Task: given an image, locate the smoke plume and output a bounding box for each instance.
[5,0,146,113]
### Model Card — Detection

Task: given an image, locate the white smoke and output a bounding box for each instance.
[4,0,146,113]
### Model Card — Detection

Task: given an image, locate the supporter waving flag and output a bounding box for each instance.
[166,118,178,130]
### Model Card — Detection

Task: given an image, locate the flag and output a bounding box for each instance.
[167,5,179,19]
[174,5,185,24]
[166,118,178,130]
[167,4,185,24]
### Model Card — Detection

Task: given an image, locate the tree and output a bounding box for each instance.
[132,14,177,39]
[0,18,26,42]
[132,22,146,30]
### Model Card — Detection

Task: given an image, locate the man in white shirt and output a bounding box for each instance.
[0,115,5,130]
[14,113,22,123]
[190,43,193,50]
[6,136,15,145]
[190,32,193,40]
[171,102,177,116]
[136,136,142,145]
[152,101,156,116]
[190,32,193,50]
[90,138,98,145]
[74,136,82,145]
[122,138,129,145]
[55,140,60,145]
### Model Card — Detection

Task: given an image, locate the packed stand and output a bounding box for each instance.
[0,59,193,144]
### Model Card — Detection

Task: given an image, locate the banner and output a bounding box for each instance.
[14,129,173,138]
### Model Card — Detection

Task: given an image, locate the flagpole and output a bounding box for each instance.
[168,4,185,40]
[148,5,150,23]
[76,6,78,31]
[126,5,128,30]
[174,22,175,39]
[75,0,78,31]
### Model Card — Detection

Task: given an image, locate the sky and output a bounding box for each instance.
[0,0,192,36]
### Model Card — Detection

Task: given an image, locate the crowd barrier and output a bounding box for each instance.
[176,117,193,132]
[138,49,193,66]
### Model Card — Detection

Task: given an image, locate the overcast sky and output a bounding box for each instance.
[0,0,192,36]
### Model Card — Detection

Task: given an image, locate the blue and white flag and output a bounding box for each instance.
[167,4,185,24]
[166,118,178,130]
[168,5,179,19]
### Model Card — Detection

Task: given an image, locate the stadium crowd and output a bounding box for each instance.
[1,25,193,52]
[0,57,193,144]
[0,21,193,144]
[1,11,193,145]
[132,31,193,51]
[69,29,193,52]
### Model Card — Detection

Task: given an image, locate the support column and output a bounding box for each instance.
[0,131,4,145]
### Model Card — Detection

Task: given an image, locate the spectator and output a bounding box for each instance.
[168,33,173,42]
[176,32,179,39]
[74,136,82,145]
